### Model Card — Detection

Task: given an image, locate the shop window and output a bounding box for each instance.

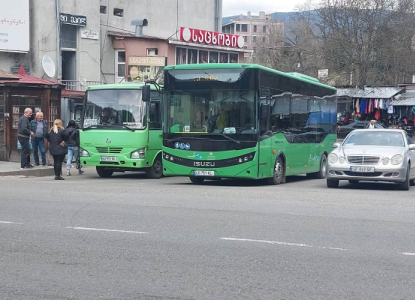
[176,47,187,65]
[209,51,218,63]
[60,24,77,49]
[116,50,125,82]
[200,50,208,64]
[188,49,198,64]
[230,53,238,63]
[49,100,59,127]
[12,98,42,129]
[220,53,228,63]
[114,8,123,17]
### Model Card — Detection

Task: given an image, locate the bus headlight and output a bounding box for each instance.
[131,148,145,159]
[328,153,338,163]
[391,154,403,165]
[80,148,90,157]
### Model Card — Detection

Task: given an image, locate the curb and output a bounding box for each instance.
[0,168,55,177]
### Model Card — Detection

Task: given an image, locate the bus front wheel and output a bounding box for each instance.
[266,156,284,185]
[189,176,205,184]
[96,167,113,178]
[146,156,163,179]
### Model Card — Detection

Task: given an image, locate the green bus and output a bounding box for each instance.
[146,63,337,184]
[79,83,163,178]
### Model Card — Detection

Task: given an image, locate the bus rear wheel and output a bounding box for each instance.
[266,156,284,185]
[96,166,113,178]
[189,176,205,184]
[306,154,327,179]
[146,156,163,179]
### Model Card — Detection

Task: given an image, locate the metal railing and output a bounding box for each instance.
[59,80,104,91]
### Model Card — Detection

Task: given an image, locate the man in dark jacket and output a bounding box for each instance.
[30,111,48,166]
[18,107,34,169]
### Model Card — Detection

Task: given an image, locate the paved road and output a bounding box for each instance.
[1,171,415,299]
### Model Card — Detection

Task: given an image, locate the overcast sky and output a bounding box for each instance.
[222,0,312,16]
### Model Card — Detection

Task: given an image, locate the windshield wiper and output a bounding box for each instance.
[167,136,209,143]
[217,132,240,144]
[123,125,136,132]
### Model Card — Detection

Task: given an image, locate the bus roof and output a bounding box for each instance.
[87,82,159,91]
[165,63,336,91]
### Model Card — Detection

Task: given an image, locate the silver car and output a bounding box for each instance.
[326,129,415,190]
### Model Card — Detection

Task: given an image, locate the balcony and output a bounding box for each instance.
[59,80,104,91]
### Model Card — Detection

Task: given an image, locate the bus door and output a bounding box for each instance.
[147,100,162,151]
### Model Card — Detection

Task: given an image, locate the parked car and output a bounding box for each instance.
[327,129,415,190]
[337,121,386,139]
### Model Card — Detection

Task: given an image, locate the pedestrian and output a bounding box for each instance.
[18,107,35,169]
[30,111,47,166]
[63,120,84,176]
[45,119,67,180]
[366,119,376,129]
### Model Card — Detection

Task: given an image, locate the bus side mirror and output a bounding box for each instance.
[260,104,270,119]
[142,85,151,102]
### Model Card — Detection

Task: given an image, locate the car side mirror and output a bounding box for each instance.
[142,85,151,102]
[332,142,340,148]
[409,144,415,150]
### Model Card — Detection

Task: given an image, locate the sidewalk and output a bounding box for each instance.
[0,161,55,177]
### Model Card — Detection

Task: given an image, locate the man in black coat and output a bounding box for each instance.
[17,108,35,169]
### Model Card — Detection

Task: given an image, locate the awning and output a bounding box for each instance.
[390,98,415,106]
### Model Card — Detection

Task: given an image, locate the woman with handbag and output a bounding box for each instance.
[45,119,67,180]
[63,120,84,176]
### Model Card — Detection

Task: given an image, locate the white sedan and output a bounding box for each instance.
[326,129,415,190]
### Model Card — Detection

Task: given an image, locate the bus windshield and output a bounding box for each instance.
[164,68,256,135]
[82,89,146,129]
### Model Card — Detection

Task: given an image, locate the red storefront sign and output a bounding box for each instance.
[180,27,244,49]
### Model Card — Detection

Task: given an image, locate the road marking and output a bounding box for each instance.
[221,237,348,251]
[401,252,415,256]
[0,221,23,224]
[66,226,149,234]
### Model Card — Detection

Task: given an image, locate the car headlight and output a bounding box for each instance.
[391,154,403,165]
[328,153,338,163]
[382,157,390,165]
[339,156,346,164]
[131,147,145,159]
[80,148,89,157]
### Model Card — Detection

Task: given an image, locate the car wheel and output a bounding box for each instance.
[397,165,410,191]
[266,156,284,185]
[145,155,163,179]
[189,176,205,184]
[348,180,359,184]
[327,179,339,188]
[96,166,113,178]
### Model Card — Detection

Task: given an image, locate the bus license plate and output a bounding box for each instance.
[194,170,214,176]
[350,166,374,172]
[100,156,117,162]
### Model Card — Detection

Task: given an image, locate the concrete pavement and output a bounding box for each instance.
[0,161,55,177]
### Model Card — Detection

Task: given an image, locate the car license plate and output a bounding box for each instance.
[100,156,117,162]
[350,166,374,172]
[193,170,214,176]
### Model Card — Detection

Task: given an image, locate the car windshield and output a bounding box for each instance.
[343,131,405,147]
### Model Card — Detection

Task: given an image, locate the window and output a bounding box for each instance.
[100,6,107,14]
[230,53,238,63]
[236,24,240,32]
[263,25,267,33]
[262,37,266,43]
[114,8,123,17]
[147,48,158,56]
[253,36,257,43]
[241,24,248,32]
[60,24,77,49]
[116,50,126,81]
[176,47,187,65]
[243,36,247,42]
[188,49,198,64]
[209,51,218,63]
[253,25,257,32]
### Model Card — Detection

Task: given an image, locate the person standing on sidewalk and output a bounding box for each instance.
[18,107,34,169]
[63,120,84,176]
[30,111,47,166]
[45,119,67,180]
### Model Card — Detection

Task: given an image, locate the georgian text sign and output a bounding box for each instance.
[180,27,244,49]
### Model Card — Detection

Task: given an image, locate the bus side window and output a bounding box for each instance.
[149,102,161,129]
